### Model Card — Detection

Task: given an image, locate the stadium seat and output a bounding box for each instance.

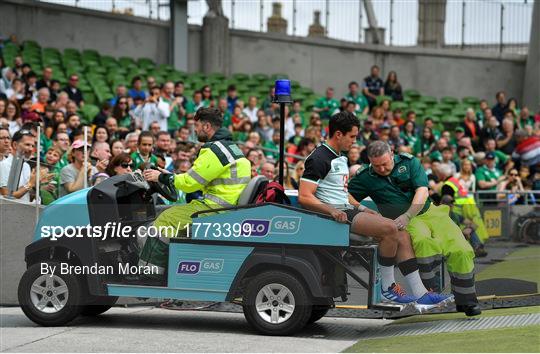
[79,104,100,123]
[435,103,453,114]
[441,96,459,105]
[390,101,408,111]
[404,89,421,100]
[462,96,480,107]
[252,73,269,81]
[419,95,438,107]
[271,73,289,80]
[376,95,393,105]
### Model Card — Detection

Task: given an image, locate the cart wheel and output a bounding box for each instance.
[243,270,312,336]
[80,296,118,316]
[18,262,83,326]
[307,305,330,324]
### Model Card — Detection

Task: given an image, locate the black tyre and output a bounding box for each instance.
[242,270,312,336]
[80,296,118,316]
[18,262,83,326]
[307,305,330,324]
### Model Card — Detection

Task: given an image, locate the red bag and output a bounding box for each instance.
[254,181,291,205]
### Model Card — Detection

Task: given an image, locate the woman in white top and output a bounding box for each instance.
[455,158,476,193]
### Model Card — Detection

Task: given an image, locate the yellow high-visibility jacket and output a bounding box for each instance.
[172,128,251,207]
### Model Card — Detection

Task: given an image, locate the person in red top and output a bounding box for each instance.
[30,87,50,114]
[461,108,481,148]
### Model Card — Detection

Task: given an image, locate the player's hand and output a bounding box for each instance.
[330,210,348,223]
[143,169,161,182]
[394,214,410,230]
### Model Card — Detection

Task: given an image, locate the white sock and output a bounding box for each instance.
[380,265,396,290]
[405,270,429,298]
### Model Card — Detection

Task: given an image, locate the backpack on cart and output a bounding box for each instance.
[254,181,291,205]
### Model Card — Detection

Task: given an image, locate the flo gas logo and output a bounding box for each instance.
[241,216,301,237]
[177,259,224,275]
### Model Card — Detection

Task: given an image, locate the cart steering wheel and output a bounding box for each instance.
[146,166,179,202]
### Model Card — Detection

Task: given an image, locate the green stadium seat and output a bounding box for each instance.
[101,55,118,67]
[419,95,438,106]
[298,87,314,96]
[270,73,288,80]
[119,56,136,66]
[376,95,393,105]
[79,104,99,122]
[404,89,421,99]
[410,101,428,110]
[232,73,249,81]
[435,103,453,114]
[87,65,106,75]
[451,108,467,117]
[252,73,269,81]
[82,90,96,105]
[462,96,480,107]
[137,57,155,68]
[441,96,459,105]
[424,108,444,118]
[23,40,40,49]
[391,101,408,111]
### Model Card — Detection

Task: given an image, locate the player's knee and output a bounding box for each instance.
[396,231,412,246]
[381,220,399,237]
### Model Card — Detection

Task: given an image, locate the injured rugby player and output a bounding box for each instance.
[298,111,452,308]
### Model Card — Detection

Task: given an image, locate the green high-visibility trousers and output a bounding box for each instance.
[406,203,478,306]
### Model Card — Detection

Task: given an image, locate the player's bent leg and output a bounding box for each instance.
[350,211,399,256]
[350,212,416,304]
[139,200,214,273]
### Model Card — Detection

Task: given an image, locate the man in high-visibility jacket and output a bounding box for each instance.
[437,168,489,243]
[141,107,251,272]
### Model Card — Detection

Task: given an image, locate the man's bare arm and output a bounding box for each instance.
[299,180,347,222]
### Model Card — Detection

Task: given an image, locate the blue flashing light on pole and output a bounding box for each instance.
[273,79,292,186]
[273,79,293,104]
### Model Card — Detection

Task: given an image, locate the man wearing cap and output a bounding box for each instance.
[475,152,504,204]
[450,126,466,148]
[140,108,251,274]
[349,141,481,316]
[59,140,97,197]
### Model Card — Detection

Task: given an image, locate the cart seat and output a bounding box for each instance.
[238,176,269,206]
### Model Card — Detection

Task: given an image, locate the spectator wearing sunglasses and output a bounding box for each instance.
[497,168,526,205]
[105,153,133,177]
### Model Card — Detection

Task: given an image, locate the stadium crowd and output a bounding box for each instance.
[0,52,539,213]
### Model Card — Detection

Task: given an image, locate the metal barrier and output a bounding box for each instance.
[37,0,533,54]
[472,190,539,240]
